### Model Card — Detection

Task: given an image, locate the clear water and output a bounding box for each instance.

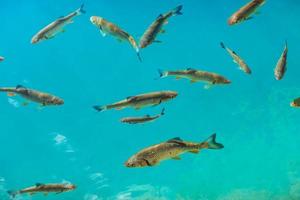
[1,0,300,199]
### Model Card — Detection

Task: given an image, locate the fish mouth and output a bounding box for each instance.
[290,102,297,107]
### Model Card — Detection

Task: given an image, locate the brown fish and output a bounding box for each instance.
[93,91,177,112]
[8,183,76,198]
[291,97,300,108]
[228,0,265,25]
[0,56,4,62]
[0,85,64,106]
[220,42,251,74]
[125,133,224,168]
[90,16,141,61]
[274,41,288,80]
[121,108,165,124]
[31,4,85,44]
[139,5,183,49]
[158,68,231,89]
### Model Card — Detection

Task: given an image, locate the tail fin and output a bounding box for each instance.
[7,190,18,198]
[93,105,106,112]
[77,4,86,14]
[136,49,142,62]
[160,108,165,116]
[204,133,224,149]
[172,5,183,16]
[220,42,226,49]
[157,69,167,78]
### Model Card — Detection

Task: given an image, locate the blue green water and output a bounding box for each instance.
[1,0,300,199]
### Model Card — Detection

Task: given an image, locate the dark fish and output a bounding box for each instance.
[139,5,183,49]
[0,56,4,62]
[0,85,64,106]
[120,108,165,124]
[31,4,85,44]
[93,91,177,112]
[220,42,252,74]
[158,68,231,89]
[90,16,141,61]
[8,183,76,198]
[228,0,265,25]
[125,133,224,168]
[274,41,288,80]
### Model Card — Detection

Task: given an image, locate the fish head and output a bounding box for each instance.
[214,77,231,85]
[49,97,64,105]
[90,16,103,26]
[139,39,148,49]
[65,184,76,191]
[290,99,300,108]
[31,35,42,44]
[163,91,178,100]
[124,156,149,168]
[228,16,238,25]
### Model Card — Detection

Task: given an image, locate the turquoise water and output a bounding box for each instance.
[1,0,300,199]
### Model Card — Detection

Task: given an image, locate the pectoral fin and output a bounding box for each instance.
[7,92,16,97]
[175,76,181,80]
[171,156,181,160]
[22,101,30,106]
[100,30,106,37]
[190,80,197,83]
[204,84,213,90]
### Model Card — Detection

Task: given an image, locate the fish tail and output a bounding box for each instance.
[93,105,106,112]
[172,5,183,16]
[136,49,142,62]
[7,190,18,198]
[220,42,226,49]
[204,133,224,149]
[77,3,86,15]
[157,69,167,78]
[161,108,165,115]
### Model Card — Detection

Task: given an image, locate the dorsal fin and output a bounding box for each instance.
[167,137,183,143]
[16,85,26,89]
[126,96,134,100]
[186,68,196,71]
[145,114,151,117]
[35,183,45,187]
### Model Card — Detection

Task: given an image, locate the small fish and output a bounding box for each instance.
[220,42,252,74]
[93,91,177,112]
[158,68,231,89]
[0,85,64,106]
[290,97,300,108]
[8,183,76,198]
[125,133,224,168]
[90,16,141,61]
[139,5,183,49]
[120,108,165,124]
[228,0,265,25]
[274,41,288,80]
[31,4,86,44]
[0,56,4,62]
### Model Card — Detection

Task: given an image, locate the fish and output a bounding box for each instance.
[90,16,141,62]
[290,97,300,108]
[274,41,288,80]
[120,108,165,124]
[220,42,252,74]
[158,68,231,89]
[93,91,177,112]
[0,85,64,106]
[31,4,86,44]
[125,133,224,168]
[7,183,76,198]
[228,0,265,25]
[0,56,4,62]
[139,5,183,49]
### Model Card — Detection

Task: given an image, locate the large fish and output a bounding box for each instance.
[31,4,86,44]
[228,0,265,25]
[139,5,183,49]
[125,133,224,168]
[290,97,300,108]
[0,56,4,62]
[93,91,177,112]
[8,183,76,198]
[90,16,141,61]
[274,41,288,80]
[158,68,231,89]
[0,85,64,106]
[120,108,165,124]
[220,42,251,74]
